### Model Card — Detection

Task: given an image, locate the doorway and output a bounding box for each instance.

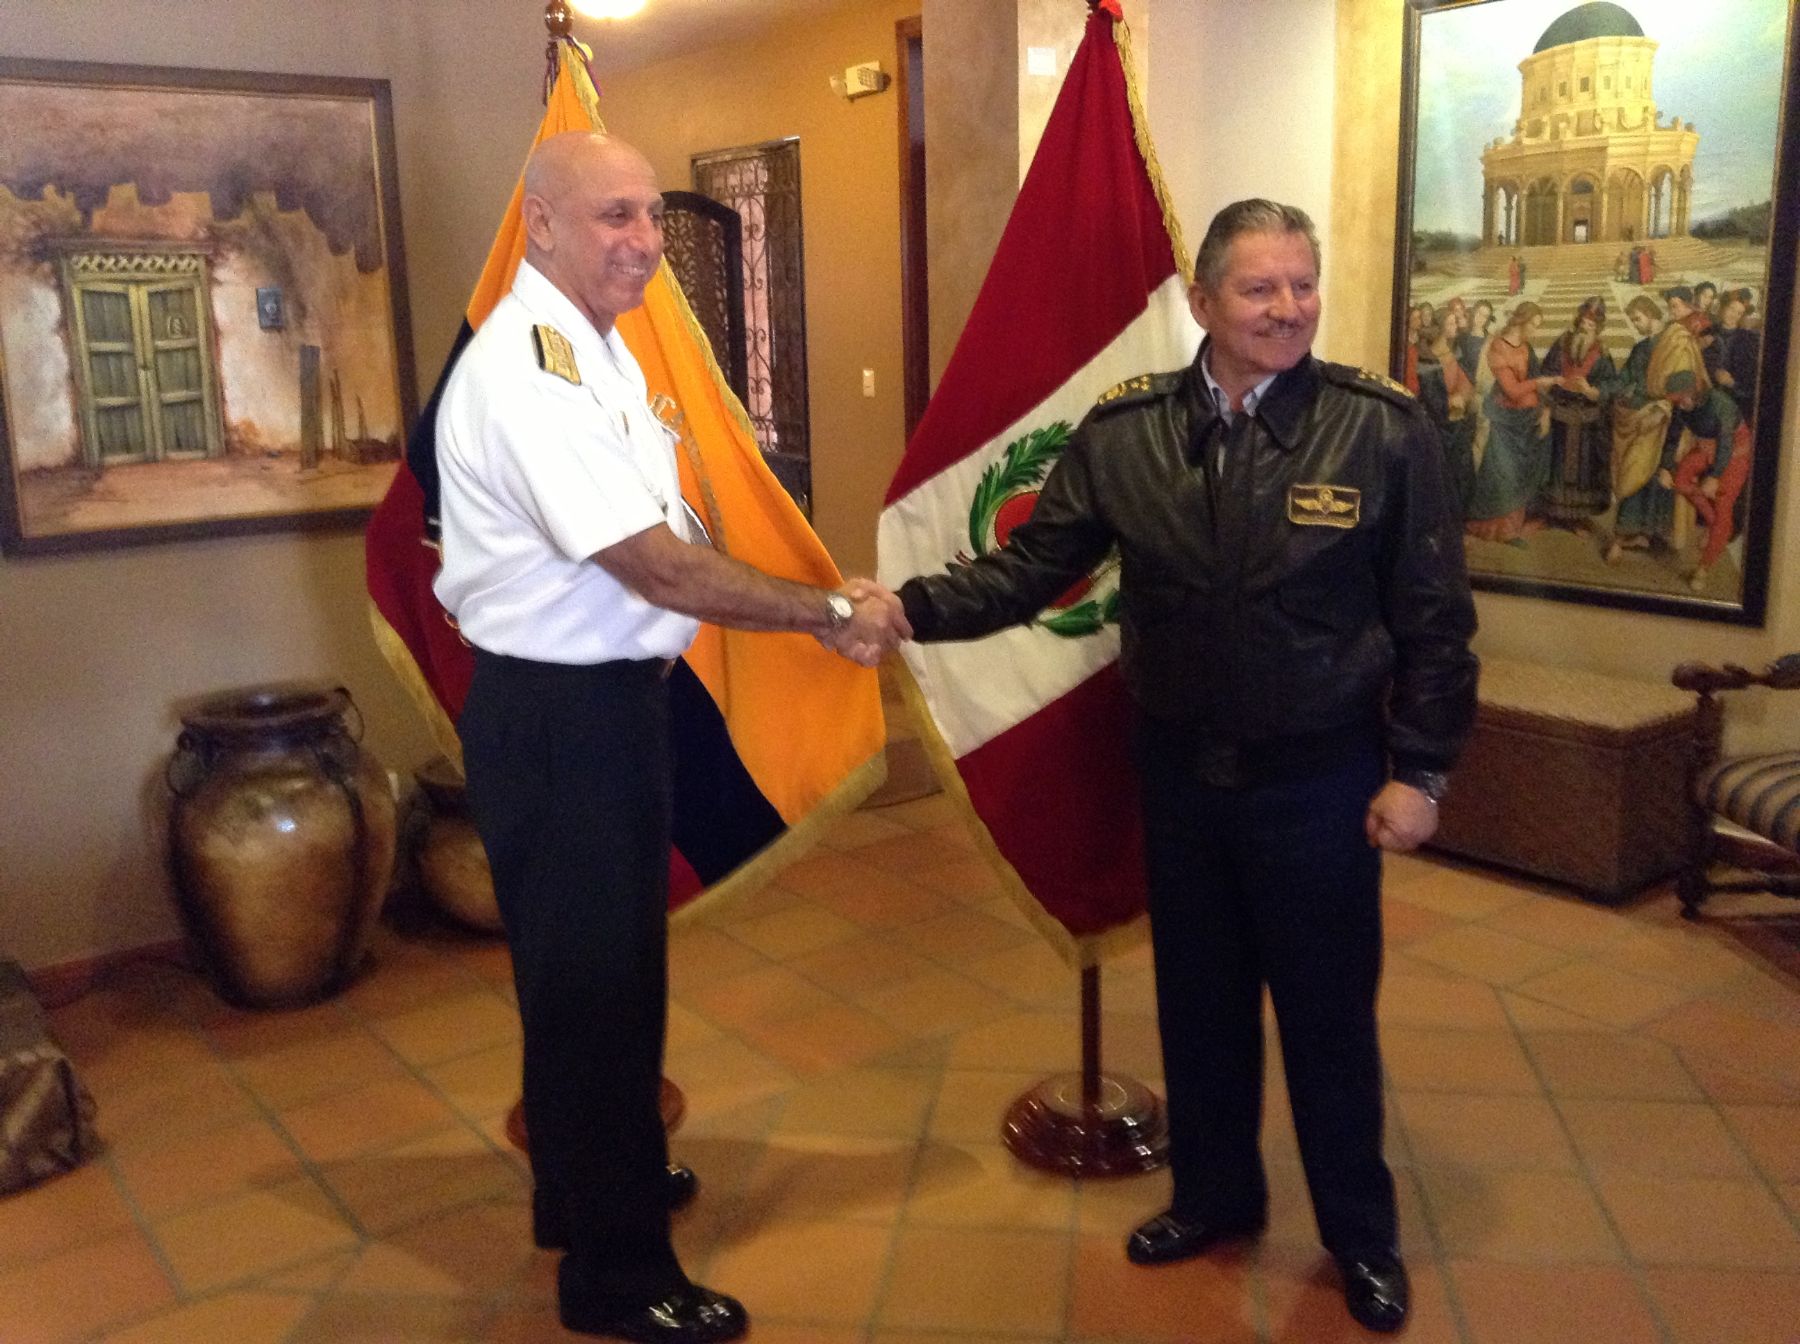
[64,253,221,466]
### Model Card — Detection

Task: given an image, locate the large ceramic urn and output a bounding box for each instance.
[167,683,396,1009]
[412,757,504,934]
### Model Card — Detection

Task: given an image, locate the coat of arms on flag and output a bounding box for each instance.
[878,1,1199,965]
[963,421,1122,638]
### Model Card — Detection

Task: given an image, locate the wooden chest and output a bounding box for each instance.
[1429,659,1700,901]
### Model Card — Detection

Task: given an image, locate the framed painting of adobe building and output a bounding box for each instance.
[1390,0,1800,624]
[0,58,416,556]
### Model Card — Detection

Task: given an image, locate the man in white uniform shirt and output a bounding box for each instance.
[434,132,905,1343]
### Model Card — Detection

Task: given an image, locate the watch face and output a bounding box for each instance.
[828,593,853,624]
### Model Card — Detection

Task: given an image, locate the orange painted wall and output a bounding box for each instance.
[599,0,921,577]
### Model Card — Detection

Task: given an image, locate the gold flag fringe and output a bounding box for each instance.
[367,604,465,769]
[563,37,604,125]
[894,660,1148,972]
[1112,16,1193,288]
[669,750,887,929]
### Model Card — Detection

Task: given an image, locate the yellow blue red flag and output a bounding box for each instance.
[366,36,886,912]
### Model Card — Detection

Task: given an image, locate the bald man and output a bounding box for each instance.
[434,132,906,1342]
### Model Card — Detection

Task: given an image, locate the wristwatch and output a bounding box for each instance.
[1401,769,1451,806]
[823,592,854,633]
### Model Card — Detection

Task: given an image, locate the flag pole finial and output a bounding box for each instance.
[544,1,575,104]
[1088,0,1123,18]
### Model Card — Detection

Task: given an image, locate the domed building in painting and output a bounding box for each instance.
[1479,0,1698,248]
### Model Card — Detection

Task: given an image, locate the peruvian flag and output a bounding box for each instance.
[877,3,1198,961]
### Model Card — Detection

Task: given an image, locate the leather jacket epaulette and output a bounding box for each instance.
[1317,361,1417,408]
[1092,371,1184,416]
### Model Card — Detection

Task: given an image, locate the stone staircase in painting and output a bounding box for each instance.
[1413,237,1766,359]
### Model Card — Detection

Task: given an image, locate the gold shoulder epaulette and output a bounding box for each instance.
[531,325,580,385]
[1358,367,1413,399]
[1094,370,1185,416]
[1321,362,1415,404]
[1096,374,1155,406]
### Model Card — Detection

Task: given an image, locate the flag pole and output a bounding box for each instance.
[870,0,1173,1178]
[989,0,1168,1182]
[1001,964,1168,1176]
[543,1,574,102]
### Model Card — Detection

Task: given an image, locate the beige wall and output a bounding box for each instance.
[920,0,1150,386]
[597,0,918,578]
[921,0,1018,391]
[1330,0,1799,751]
[0,0,552,972]
[1147,0,1338,349]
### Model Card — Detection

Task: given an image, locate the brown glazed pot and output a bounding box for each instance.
[412,757,504,934]
[167,683,397,1009]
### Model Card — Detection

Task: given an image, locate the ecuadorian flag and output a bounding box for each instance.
[366,36,886,913]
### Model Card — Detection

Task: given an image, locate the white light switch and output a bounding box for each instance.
[1027,46,1057,77]
[862,368,876,397]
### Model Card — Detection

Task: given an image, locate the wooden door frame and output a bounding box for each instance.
[896,14,928,441]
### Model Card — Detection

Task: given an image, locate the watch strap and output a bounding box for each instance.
[1397,768,1451,805]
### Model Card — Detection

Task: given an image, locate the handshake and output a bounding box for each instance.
[819,577,912,668]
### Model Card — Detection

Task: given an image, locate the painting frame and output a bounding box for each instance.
[0,57,417,557]
[1390,0,1800,625]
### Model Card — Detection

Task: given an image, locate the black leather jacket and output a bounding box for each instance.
[898,346,1479,784]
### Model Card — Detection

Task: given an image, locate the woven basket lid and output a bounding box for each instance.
[1478,658,1693,736]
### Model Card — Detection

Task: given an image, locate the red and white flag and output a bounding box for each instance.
[877,3,1197,963]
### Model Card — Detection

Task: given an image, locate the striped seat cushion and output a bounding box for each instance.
[1699,751,1800,855]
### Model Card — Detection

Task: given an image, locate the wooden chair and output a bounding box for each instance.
[1670,653,1800,918]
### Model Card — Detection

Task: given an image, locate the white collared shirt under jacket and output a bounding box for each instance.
[433,261,699,663]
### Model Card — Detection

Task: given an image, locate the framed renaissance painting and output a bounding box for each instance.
[1391,0,1799,624]
[0,59,417,555]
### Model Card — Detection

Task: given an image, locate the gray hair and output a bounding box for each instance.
[1193,199,1321,293]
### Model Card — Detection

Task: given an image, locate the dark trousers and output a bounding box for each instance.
[1136,725,1396,1257]
[459,650,684,1306]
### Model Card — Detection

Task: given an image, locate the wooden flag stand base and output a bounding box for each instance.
[1002,965,1169,1176]
[505,1077,688,1152]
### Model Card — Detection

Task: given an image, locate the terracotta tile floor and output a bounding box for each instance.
[9,796,1800,1343]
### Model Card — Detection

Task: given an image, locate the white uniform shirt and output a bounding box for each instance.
[433,262,700,663]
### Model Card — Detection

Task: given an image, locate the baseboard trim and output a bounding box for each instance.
[25,940,189,1009]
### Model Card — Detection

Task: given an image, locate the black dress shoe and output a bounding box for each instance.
[1125,1209,1267,1266]
[1337,1250,1409,1334]
[534,1166,702,1250]
[560,1283,748,1342]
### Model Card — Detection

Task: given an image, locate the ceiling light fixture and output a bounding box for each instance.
[570,0,647,18]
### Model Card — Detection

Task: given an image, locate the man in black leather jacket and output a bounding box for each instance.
[895,200,1477,1334]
